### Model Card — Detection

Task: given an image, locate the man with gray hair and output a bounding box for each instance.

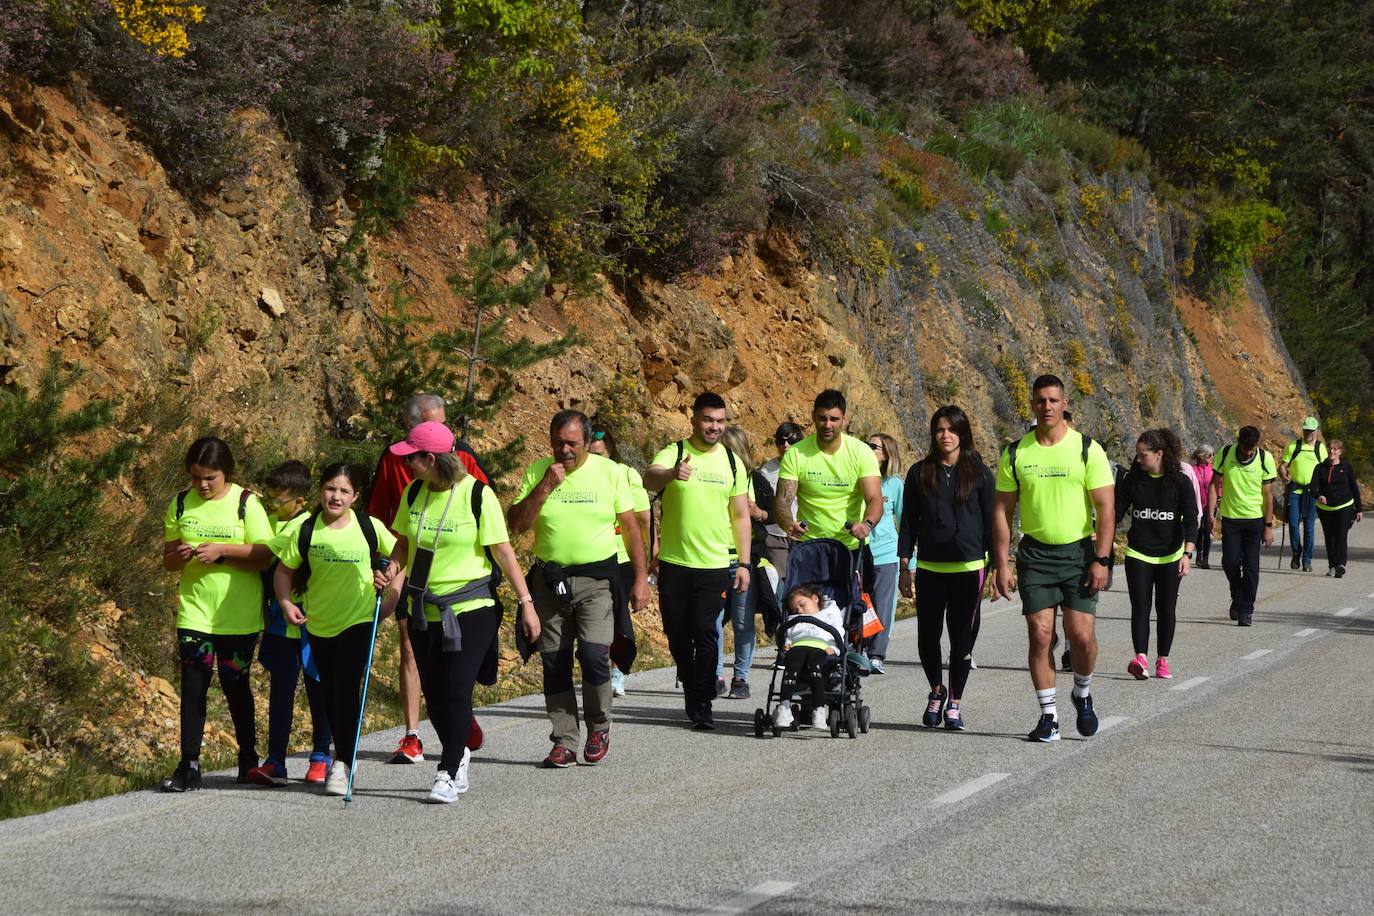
[368,393,491,765]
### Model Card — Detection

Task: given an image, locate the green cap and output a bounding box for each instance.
[1302,416,1319,431]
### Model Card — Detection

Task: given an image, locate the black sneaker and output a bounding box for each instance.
[161,760,202,793]
[1061,649,1073,671]
[692,705,716,731]
[1238,616,1253,627]
[1290,556,1300,570]
[1027,714,1060,743]
[728,677,750,700]
[1071,693,1099,736]
[1228,603,1238,621]
[922,685,947,728]
[236,754,259,784]
[1336,565,1346,579]
[715,678,728,698]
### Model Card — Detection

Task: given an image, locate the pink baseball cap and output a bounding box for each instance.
[389,420,455,456]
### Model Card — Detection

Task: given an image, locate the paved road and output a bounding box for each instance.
[4,527,1373,914]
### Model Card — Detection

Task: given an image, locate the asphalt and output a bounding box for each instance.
[3,526,1372,915]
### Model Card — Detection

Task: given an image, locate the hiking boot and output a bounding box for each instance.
[1291,556,1301,570]
[1238,616,1253,627]
[1127,653,1150,681]
[943,705,966,731]
[728,677,750,699]
[454,747,472,794]
[583,729,610,764]
[1027,714,1060,743]
[810,706,828,730]
[324,761,349,796]
[1336,565,1346,578]
[467,717,484,752]
[1155,657,1172,679]
[543,746,577,768]
[427,772,459,804]
[390,733,424,764]
[715,677,729,698]
[161,760,201,793]
[1072,693,1099,737]
[922,685,947,729]
[869,656,886,675]
[304,758,329,784]
[247,760,288,787]
[772,702,794,728]
[610,668,627,698]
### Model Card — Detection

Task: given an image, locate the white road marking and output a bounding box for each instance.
[1241,649,1272,660]
[1367,592,1374,599]
[1097,715,1128,732]
[1293,628,1317,637]
[1170,676,1210,692]
[703,881,798,914]
[1336,607,1356,617]
[931,772,1010,807]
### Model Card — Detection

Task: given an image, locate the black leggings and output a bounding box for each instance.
[1318,507,1354,568]
[177,629,258,764]
[1124,556,1181,657]
[915,568,983,700]
[409,607,499,776]
[779,646,830,708]
[309,621,375,769]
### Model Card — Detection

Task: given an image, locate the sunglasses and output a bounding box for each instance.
[868,442,885,451]
[593,431,606,441]
[776,437,800,446]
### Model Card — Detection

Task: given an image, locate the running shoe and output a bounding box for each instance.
[1127,653,1150,680]
[943,705,966,731]
[810,706,828,730]
[922,685,947,729]
[324,761,349,796]
[246,760,288,787]
[160,760,201,793]
[390,733,424,764]
[427,772,460,804]
[467,717,484,752]
[454,747,471,794]
[610,668,627,697]
[1238,616,1253,627]
[1303,564,1312,572]
[1336,566,1346,578]
[715,677,729,698]
[728,677,750,699]
[304,759,329,784]
[542,746,577,768]
[1071,693,1099,736]
[1061,649,1073,671]
[1155,657,1172,679]
[583,729,610,764]
[869,657,886,675]
[693,706,717,731]
[1291,556,1300,570]
[772,702,794,728]
[1027,714,1060,743]
[1326,568,1335,577]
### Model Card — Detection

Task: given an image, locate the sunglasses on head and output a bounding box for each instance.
[593,431,606,441]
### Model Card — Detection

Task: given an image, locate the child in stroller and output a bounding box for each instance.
[772,584,842,729]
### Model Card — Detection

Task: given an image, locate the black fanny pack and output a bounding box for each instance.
[537,560,573,603]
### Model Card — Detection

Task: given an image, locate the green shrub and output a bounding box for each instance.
[1199,199,1286,293]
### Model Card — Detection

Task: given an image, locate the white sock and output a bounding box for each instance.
[1036,688,1056,720]
[1072,673,1093,699]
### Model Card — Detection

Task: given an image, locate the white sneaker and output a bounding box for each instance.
[453,748,471,794]
[428,771,460,804]
[610,669,627,698]
[324,761,349,796]
[772,702,794,728]
[811,706,828,730]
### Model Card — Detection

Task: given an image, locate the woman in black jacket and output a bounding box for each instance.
[1115,428,1198,682]
[1310,439,1363,578]
[898,406,995,731]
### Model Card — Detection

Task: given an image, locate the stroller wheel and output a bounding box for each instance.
[753,708,766,738]
[844,705,859,738]
[858,705,871,734]
[828,708,841,739]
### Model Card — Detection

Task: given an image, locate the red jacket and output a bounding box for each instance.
[368,443,490,535]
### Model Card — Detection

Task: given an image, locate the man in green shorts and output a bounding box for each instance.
[509,410,651,768]
[773,389,884,556]
[992,374,1115,743]
[1278,416,1324,572]
[1208,425,1276,626]
[642,392,752,730]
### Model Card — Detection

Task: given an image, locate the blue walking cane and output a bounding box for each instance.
[345,556,389,807]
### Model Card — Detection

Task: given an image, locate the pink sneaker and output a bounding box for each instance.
[1127,653,1150,680]
[1155,657,1172,679]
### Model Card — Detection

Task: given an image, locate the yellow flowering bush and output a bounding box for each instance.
[112,0,204,57]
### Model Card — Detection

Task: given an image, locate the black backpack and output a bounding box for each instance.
[402,477,495,565]
[176,486,250,520]
[1289,438,1325,466]
[293,505,382,593]
[1218,444,1271,476]
[1002,433,1096,488]
[648,440,740,555]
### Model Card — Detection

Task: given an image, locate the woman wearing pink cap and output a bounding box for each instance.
[375,421,541,803]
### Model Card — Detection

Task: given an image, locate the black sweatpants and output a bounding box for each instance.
[410,608,499,776]
[1318,507,1354,569]
[779,645,830,708]
[177,629,258,765]
[914,568,983,700]
[658,562,731,712]
[1123,556,1181,657]
[308,621,375,769]
[1221,517,1265,617]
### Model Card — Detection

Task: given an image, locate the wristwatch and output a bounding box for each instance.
[1093,555,1112,567]
[1184,550,1195,560]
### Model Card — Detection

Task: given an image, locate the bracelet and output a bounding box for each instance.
[518,595,534,605]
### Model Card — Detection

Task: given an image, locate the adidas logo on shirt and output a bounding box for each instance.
[1133,508,1176,521]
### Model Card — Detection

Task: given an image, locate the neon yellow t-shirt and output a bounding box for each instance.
[651,439,749,569]
[1216,446,1276,520]
[778,433,882,550]
[516,453,630,565]
[163,484,273,635]
[267,512,310,639]
[614,463,650,565]
[1281,439,1324,487]
[277,512,396,638]
[392,477,508,622]
[995,429,1114,545]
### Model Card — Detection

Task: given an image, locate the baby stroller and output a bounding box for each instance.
[753,537,872,739]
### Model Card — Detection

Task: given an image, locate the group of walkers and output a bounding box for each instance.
[159,379,1362,800]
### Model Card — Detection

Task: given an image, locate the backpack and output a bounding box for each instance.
[176,486,250,521]
[293,505,382,593]
[1218,444,1271,476]
[403,477,495,568]
[649,440,740,556]
[1002,432,1095,488]
[1290,438,1325,465]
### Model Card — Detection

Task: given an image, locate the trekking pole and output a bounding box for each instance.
[1275,519,1285,571]
[345,557,389,807]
